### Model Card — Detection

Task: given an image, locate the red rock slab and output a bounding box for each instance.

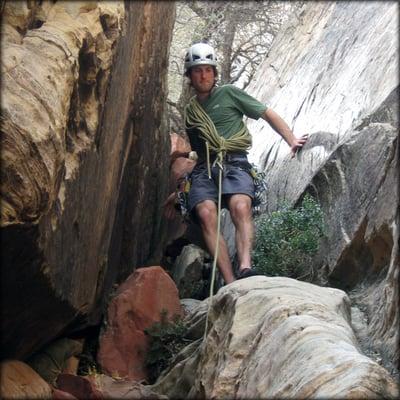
[97,266,183,382]
[56,374,103,399]
[52,387,78,399]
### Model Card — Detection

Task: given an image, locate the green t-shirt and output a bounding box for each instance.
[186,84,267,157]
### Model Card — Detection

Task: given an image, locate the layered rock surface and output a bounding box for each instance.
[246,1,398,367]
[1,1,175,359]
[153,277,399,399]
[0,360,53,399]
[247,2,398,166]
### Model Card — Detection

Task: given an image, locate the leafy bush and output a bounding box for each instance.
[145,310,191,383]
[252,194,325,280]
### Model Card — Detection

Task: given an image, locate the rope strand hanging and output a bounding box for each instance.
[184,96,253,340]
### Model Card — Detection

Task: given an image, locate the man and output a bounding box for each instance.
[171,42,308,284]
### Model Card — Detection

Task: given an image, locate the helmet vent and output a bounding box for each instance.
[184,43,217,71]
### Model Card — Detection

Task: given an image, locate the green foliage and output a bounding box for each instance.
[252,194,325,280]
[145,310,191,383]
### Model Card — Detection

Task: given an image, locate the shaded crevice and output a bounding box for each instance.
[355,86,399,131]
[0,224,77,360]
[27,18,44,31]
[327,218,392,290]
[65,39,102,156]
[365,224,393,276]
[65,85,81,154]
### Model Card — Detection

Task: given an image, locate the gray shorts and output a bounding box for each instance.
[188,154,255,214]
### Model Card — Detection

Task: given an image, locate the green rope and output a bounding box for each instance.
[184,96,253,340]
[184,96,252,177]
[203,165,223,340]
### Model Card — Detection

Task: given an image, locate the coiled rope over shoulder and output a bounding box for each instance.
[184,96,252,176]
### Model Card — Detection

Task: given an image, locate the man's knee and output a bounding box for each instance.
[229,197,252,220]
[195,200,217,228]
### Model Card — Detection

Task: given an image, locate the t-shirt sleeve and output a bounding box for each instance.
[228,85,268,120]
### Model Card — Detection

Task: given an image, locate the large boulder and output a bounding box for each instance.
[171,244,207,299]
[97,266,183,382]
[55,373,169,399]
[56,374,103,400]
[0,1,175,359]
[246,1,398,367]
[153,277,399,399]
[0,360,53,399]
[86,374,168,399]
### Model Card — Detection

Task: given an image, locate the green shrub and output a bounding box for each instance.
[145,310,191,383]
[252,194,325,280]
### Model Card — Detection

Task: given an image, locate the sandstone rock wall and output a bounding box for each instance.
[247,2,398,167]
[1,1,175,359]
[154,278,399,399]
[0,360,53,399]
[245,2,398,367]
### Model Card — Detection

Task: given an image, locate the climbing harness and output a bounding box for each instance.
[184,96,266,340]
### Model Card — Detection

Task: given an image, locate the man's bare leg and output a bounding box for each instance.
[195,200,236,284]
[227,194,254,273]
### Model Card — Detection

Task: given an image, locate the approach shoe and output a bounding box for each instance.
[237,268,262,280]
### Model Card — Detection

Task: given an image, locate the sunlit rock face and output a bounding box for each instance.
[246,2,398,368]
[247,2,397,167]
[1,1,175,359]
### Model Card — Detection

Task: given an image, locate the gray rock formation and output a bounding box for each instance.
[246,1,398,368]
[172,244,207,298]
[247,2,398,167]
[1,1,175,359]
[174,210,241,298]
[153,277,399,399]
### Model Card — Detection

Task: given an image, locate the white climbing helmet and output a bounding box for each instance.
[184,43,217,72]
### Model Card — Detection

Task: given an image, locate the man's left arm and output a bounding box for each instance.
[262,108,308,158]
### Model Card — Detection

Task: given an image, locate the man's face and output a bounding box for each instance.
[189,65,215,94]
